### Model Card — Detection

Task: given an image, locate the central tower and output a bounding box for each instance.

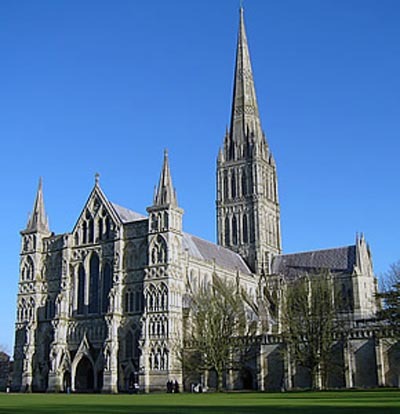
[217,8,281,274]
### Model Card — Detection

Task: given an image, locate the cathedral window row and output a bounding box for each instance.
[148,315,168,338]
[124,289,143,313]
[149,347,169,370]
[23,235,36,252]
[150,212,169,232]
[222,168,251,200]
[224,213,254,246]
[75,214,113,246]
[17,297,35,322]
[145,283,168,312]
[76,252,113,315]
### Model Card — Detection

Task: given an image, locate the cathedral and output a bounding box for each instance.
[13,9,399,393]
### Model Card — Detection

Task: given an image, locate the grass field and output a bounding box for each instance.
[0,390,399,414]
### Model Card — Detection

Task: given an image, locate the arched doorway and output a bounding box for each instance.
[75,357,94,392]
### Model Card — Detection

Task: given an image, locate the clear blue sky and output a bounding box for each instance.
[1,0,399,353]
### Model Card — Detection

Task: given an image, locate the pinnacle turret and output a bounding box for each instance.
[154,150,178,207]
[25,178,50,233]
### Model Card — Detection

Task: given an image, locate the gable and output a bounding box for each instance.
[71,185,122,244]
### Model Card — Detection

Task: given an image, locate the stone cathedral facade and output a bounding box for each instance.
[13,9,400,393]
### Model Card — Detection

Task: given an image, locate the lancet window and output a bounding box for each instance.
[242,170,248,196]
[102,262,112,313]
[224,216,230,245]
[243,214,248,243]
[231,171,236,199]
[223,171,229,199]
[77,264,85,314]
[88,253,100,314]
[232,215,238,245]
[21,256,34,281]
[125,289,134,313]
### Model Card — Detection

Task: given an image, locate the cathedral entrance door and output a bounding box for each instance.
[75,357,94,392]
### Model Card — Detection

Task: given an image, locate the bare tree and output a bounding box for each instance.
[378,261,400,339]
[183,274,257,391]
[281,270,344,389]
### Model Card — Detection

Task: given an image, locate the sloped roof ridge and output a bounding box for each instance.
[276,244,355,258]
[110,202,146,223]
[182,232,252,275]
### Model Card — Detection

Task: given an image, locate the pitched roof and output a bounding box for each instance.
[110,203,146,223]
[105,201,252,275]
[271,245,356,279]
[182,233,252,275]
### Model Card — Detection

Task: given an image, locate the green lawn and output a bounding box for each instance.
[0,390,399,414]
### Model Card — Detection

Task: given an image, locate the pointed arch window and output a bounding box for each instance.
[223,171,229,199]
[22,256,34,281]
[242,170,247,196]
[250,216,255,243]
[125,290,134,313]
[77,264,85,314]
[231,171,236,199]
[98,218,103,241]
[102,262,112,313]
[232,215,238,245]
[224,216,230,245]
[88,253,100,314]
[105,216,111,239]
[82,222,87,244]
[88,218,94,243]
[243,214,248,243]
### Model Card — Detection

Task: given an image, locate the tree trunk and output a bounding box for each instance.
[216,368,224,391]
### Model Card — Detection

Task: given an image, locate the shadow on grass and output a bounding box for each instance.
[0,404,399,414]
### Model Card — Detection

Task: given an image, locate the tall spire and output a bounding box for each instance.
[217,7,281,273]
[154,150,177,207]
[26,178,50,233]
[230,7,262,145]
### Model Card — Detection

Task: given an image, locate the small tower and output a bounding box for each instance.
[14,178,51,392]
[217,8,281,274]
[141,150,184,391]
